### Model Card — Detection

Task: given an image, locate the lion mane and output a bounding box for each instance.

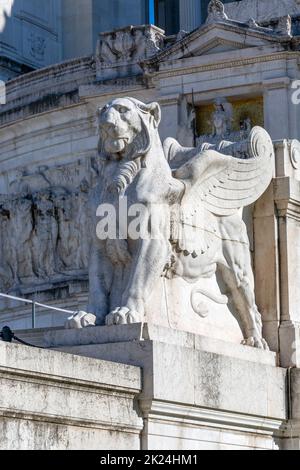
[98,97,160,194]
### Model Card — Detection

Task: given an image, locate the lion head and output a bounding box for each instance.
[98,97,161,161]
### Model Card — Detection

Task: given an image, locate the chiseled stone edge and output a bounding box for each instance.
[44,323,145,348]
[145,400,285,434]
[0,407,143,434]
[43,322,277,366]
[0,341,141,392]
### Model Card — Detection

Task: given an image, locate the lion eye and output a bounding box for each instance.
[116,106,128,114]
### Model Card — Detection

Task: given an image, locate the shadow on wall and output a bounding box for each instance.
[0,0,62,81]
[0,0,33,79]
[62,0,149,61]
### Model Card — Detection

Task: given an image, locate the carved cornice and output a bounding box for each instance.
[142,21,290,68]
[158,95,180,106]
[144,400,284,433]
[274,176,300,220]
[4,55,95,96]
[263,77,291,90]
[0,408,143,433]
[149,51,299,80]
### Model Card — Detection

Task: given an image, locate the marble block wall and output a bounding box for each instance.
[0,339,143,450]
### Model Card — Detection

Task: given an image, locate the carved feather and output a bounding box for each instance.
[173,126,274,217]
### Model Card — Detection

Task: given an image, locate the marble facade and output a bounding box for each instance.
[1,0,300,450]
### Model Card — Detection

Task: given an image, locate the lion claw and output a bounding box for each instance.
[65,311,97,329]
[241,336,269,350]
[105,307,141,326]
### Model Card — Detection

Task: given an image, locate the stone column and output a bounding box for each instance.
[261,138,300,368]
[253,183,280,353]
[274,175,300,368]
[179,0,202,32]
[281,368,300,450]
[158,96,180,142]
[263,77,291,141]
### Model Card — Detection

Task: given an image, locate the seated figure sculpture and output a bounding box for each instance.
[65,97,274,349]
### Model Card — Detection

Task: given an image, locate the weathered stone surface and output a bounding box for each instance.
[0,340,142,450]
[0,180,93,294]
[2,0,300,452]
[43,322,277,366]
[49,324,283,414]
[41,323,287,450]
[0,327,287,450]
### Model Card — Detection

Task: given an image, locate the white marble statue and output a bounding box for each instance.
[65,98,274,349]
[210,98,233,138]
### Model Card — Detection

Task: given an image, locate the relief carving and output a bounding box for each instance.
[197,98,253,147]
[0,169,94,294]
[28,33,46,61]
[96,25,165,79]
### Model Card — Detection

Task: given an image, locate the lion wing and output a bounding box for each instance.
[173,126,274,217]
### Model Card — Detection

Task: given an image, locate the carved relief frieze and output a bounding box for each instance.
[0,159,98,295]
[96,25,165,80]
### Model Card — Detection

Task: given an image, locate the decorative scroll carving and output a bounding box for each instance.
[289,139,300,169]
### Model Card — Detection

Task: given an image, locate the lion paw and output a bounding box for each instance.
[241,336,269,350]
[105,307,141,326]
[65,311,97,329]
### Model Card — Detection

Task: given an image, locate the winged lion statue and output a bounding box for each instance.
[65,97,274,349]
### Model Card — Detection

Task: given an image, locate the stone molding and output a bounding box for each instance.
[263,77,291,90]
[151,51,298,80]
[274,176,300,220]
[143,400,284,435]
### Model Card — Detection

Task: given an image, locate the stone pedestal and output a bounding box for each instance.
[0,338,142,450]
[31,323,287,450]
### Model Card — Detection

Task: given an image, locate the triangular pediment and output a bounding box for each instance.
[146,21,285,64]
[190,36,248,56]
